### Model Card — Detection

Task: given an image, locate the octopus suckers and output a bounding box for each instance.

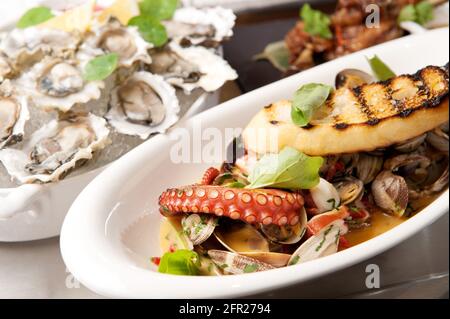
[256,194,268,205]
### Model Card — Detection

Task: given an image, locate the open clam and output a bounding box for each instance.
[208,250,275,274]
[427,122,449,152]
[182,214,217,246]
[260,207,307,244]
[333,177,364,205]
[214,219,269,253]
[288,220,346,266]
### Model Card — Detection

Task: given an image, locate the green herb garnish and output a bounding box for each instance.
[316,225,333,252]
[291,83,333,127]
[139,0,179,20]
[158,250,200,276]
[289,255,300,265]
[327,198,338,210]
[367,55,396,81]
[254,41,291,73]
[398,1,434,26]
[243,264,259,273]
[300,4,332,39]
[17,6,54,29]
[83,53,118,81]
[247,147,323,190]
[128,15,168,47]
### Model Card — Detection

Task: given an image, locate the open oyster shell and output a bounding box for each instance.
[0,80,30,149]
[14,57,104,112]
[82,19,152,68]
[105,71,180,139]
[149,42,237,94]
[164,7,236,47]
[0,27,80,66]
[0,113,109,184]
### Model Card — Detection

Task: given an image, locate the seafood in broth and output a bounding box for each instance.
[157,63,449,276]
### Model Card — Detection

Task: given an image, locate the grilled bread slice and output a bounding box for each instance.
[243,64,449,156]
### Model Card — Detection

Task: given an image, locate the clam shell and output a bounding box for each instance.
[208,250,275,274]
[240,252,291,268]
[371,171,409,217]
[182,214,217,246]
[355,153,383,184]
[335,69,374,89]
[288,220,345,266]
[260,207,307,244]
[214,220,269,253]
[394,134,427,153]
[333,177,364,205]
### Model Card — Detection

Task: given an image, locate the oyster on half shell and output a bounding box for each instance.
[163,7,236,47]
[82,19,152,68]
[0,80,30,149]
[106,71,180,139]
[148,42,237,94]
[0,113,109,184]
[14,57,104,112]
[0,27,80,66]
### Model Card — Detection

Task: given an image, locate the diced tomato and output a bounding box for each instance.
[169,244,177,253]
[325,161,345,181]
[306,206,350,236]
[338,236,351,251]
[150,257,161,266]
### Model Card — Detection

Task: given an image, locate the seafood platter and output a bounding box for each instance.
[0,0,238,241]
[60,27,449,297]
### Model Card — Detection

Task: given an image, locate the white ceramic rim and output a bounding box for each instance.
[61,28,450,298]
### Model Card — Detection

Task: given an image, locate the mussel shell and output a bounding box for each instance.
[208,250,275,274]
[214,220,269,253]
[335,69,374,89]
[260,207,307,244]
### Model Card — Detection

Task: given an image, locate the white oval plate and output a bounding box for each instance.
[61,28,449,298]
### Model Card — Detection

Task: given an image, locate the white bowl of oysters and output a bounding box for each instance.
[0,0,237,241]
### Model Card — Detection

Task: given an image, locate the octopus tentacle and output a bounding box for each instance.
[200,167,220,185]
[159,186,304,226]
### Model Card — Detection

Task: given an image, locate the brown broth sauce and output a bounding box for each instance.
[346,193,441,246]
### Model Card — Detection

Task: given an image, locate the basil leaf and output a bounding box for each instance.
[17,6,54,29]
[243,264,259,273]
[367,55,396,81]
[253,41,291,72]
[128,15,168,47]
[300,4,332,39]
[83,53,118,81]
[398,4,417,23]
[415,1,434,25]
[158,250,200,276]
[139,0,179,20]
[291,83,333,127]
[247,147,324,190]
[398,1,434,26]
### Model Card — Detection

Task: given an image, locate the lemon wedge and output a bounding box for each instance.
[96,0,140,26]
[38,0,96,33]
